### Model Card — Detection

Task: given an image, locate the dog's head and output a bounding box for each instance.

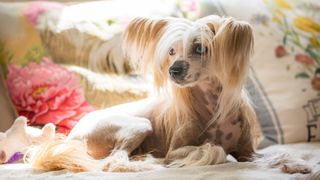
[123,15,254,90]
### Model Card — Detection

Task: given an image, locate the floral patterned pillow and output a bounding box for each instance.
[265,0,320,144]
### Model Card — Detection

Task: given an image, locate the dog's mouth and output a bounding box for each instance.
[170,73,201,87]
[170,77,188,86]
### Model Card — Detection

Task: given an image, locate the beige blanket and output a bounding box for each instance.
[1,143,319,180]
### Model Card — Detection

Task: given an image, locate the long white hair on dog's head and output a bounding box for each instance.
[122,17,191,89]
[122,15,255,134]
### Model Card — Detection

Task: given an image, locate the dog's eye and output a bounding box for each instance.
[194,44,208,55]
[169,48,176,56]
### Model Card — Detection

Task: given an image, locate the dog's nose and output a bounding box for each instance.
[169,60,189,79]
[169,65,183,77]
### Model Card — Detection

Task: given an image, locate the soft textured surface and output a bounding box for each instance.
[0,142,319,180]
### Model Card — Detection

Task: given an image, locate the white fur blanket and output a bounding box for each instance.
[1,143,319,180]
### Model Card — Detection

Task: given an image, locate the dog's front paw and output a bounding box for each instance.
[281,163,311,174]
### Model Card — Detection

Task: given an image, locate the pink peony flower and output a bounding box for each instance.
[22,1,64,26]
[295,54,314,65]
[6,58,94,135]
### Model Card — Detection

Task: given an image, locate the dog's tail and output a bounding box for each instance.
[26,138,162,172]
[26,138,100,172]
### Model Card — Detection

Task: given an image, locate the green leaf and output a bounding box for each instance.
[295,72,310,79]
[305,45,319,61]
[106,19,115,26]
[283,34,287,45]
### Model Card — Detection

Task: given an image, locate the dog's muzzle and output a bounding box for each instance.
[169,60,189,82]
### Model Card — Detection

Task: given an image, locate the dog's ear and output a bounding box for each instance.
[212,18,254,90]
[122,17,168,87]
[200,17,254,126]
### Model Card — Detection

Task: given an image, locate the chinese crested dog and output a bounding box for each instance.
[28,15,263,172]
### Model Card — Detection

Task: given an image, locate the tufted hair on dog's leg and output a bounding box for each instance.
[165,143,227,168]
[102,150,163,172]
